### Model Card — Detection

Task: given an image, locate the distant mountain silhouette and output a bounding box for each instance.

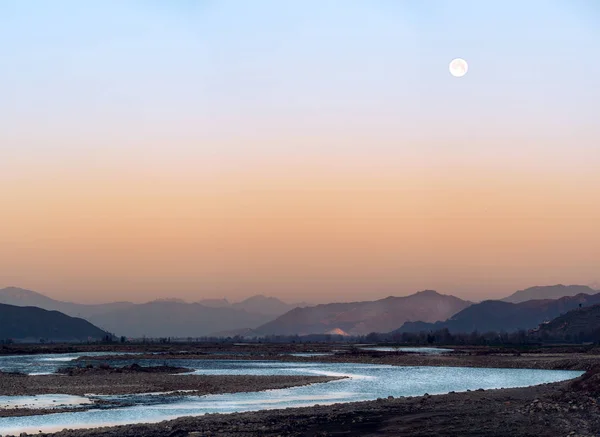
[396,293,600,334]
[0,303,108,342]
[232,295,310,317]
[502,285,596,304]
[0,287,310,338]
[86,301,270,338]
[0,287,135,319]
[255,290,472,336]
[197,298,230,308]
[535,304,600,341]
[199,295,309,316]
[152,298,188,304]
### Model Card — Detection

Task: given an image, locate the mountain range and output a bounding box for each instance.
[502,284,598,304]
[0,287,135,318]
[397,292,600,334]
[255,290,472,336]
[198,295,311,317]
[3,284,597,338]
[86,301,273,338]
[0,287,307,338]
[0,303,108,342]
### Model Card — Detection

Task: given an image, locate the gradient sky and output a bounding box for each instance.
[1,0,599,304]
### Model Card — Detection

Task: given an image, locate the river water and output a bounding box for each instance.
[0,353,584,435]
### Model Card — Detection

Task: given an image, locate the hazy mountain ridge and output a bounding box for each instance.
[397,291,600,334]
[0,303,109,342]
[255,290,473,336]
[0,287,135,318]
[86,301,270,338]
[199,295,310,316]
[152,298,188,304]
[0,287,308,338]
[502,284,597,304]
[4,285,597,338]
[197,298,230,308]
[232,295,311,316]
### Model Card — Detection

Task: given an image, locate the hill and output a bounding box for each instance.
[199,295,310,316]
[0,288,308,338]
[397,292,600,334]
[231,295,310,317]
[197,298,231,308]
[535,304,600,342]
[502,285,597,304]
[86,301,271,338]
[0,287,135,319]
[0,303,109,342]
[255,290,472,336]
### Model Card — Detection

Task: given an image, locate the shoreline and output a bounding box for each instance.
[73,349,600,371]
[2,347,600,436]
[29,377,600,437]
[0,368,343,418]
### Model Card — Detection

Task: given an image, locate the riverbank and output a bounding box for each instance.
[5,342,596,357]
[29,372,600,437]
[0,372,338,397]
[4,346,600,436]
[0,366,342,418]
[75,349,600,371]
[305,350,600,371]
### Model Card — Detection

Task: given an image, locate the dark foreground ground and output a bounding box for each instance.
[4,344,600,436]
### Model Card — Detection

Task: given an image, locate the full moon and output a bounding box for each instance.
[449,58,468,77]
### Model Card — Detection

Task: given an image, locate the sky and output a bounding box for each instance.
[0,0,599,304]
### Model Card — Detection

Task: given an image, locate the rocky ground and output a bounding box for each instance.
[23,375,600,437]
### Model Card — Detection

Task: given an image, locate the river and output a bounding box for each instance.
[0,353,584,434]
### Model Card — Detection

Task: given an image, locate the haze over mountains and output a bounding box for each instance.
[397,292,600,334]
[199,295,311,317]
[1,284,598,338]
[256,290,472,336]
[502,285,598,304]
[86,301,272,338]
[0,287,309,338]
[0,287,135,319]
[0,303,108,342]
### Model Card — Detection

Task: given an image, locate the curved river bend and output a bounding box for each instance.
[0,354,584,435]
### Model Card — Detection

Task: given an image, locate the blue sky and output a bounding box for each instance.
[0,1,599,301]
[1,0,598,150]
